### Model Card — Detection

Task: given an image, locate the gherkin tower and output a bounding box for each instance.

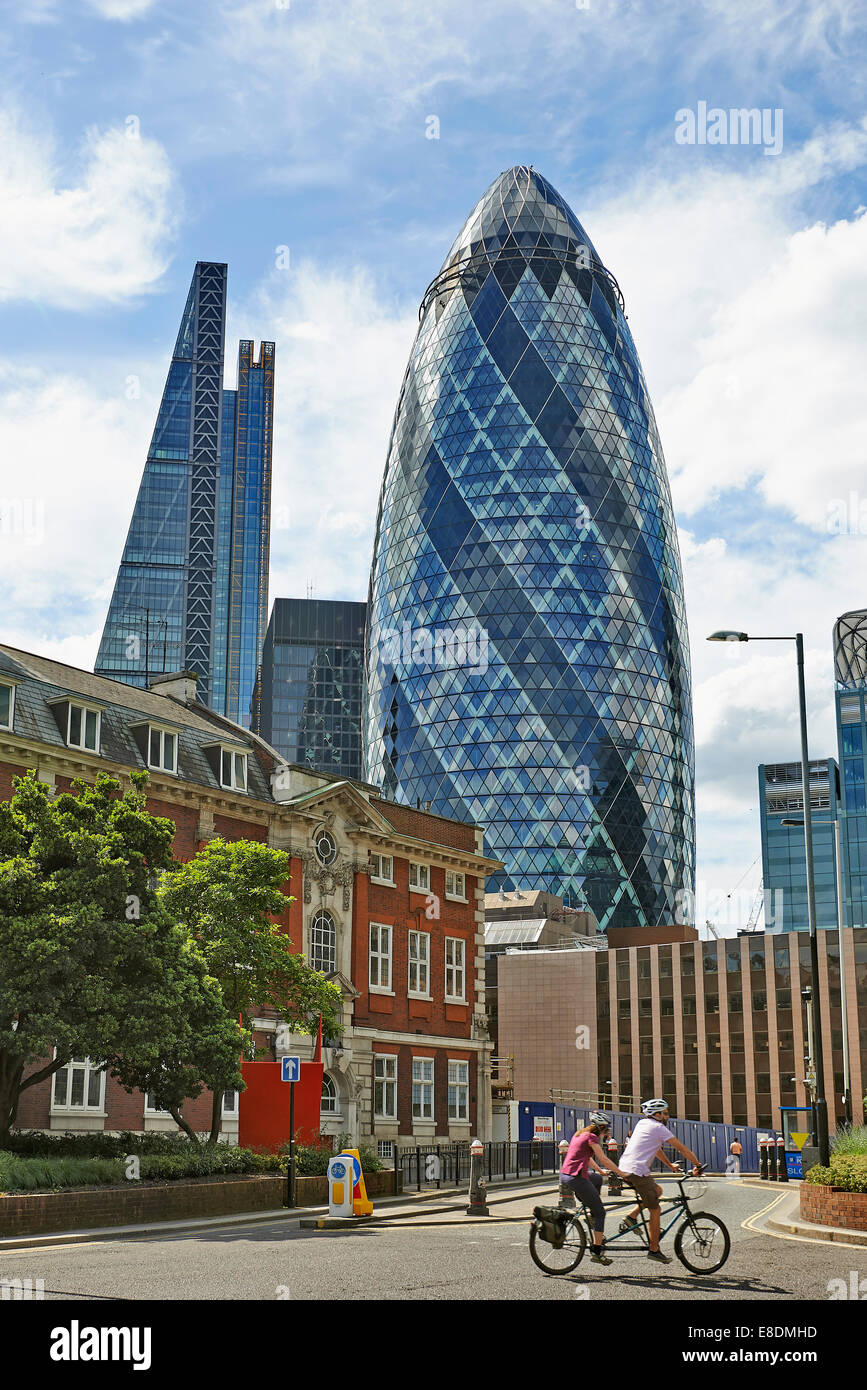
[364,167,694,929]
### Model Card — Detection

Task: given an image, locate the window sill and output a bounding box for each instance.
[50,1108,106,1117]
[409,885,431,896]
[445,996,467,1006]
[370,986,395,996]
[371,877,395,888]
[408,993,432,1002]
[445,895,468,904]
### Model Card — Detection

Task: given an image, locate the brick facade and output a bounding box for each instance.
[0,644,501,1149]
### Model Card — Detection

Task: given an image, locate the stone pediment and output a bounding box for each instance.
[325,970,360,1000]
[284,780,392,837]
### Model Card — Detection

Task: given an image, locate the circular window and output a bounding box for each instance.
[315,829,337,866]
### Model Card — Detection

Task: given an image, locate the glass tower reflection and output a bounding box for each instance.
[364,167,694,929]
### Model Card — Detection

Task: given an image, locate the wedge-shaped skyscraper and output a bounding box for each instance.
[364,167,694,928]
[95,262,274,725]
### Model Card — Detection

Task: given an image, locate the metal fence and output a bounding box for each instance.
[395,1140,562,1192]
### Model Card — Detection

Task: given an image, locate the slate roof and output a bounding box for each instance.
[0,644,273,802]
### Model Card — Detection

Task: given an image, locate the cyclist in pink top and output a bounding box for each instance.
[559,1112,625,1266]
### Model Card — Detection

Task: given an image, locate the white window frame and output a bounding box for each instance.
[222,1088,239,1117]
[448,1059,469,1121]
[408,929,430,997]
[445,869,466,901]
[0,682,15,731]
[309,909,337,975]
[445,936,466,1002]
[411,1056,434,1120]
[144,1090,172,1117]
[369,852,394,886]
[369,922,393,993]
[377,1139,395,1159]
[320,1074,338,1115]
[51,1056,105,1113]
[220,746,248,791]
[147,724,178,774]
[374,1053,398,1120]
[67,702,101,754]
[408,860,430,893]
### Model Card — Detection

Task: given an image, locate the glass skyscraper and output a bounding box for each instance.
[95,262,274,725]
[758,759,840,933]
[257,598,366,779]
[364,166,694,929]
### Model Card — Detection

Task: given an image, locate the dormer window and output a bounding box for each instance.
[221,748,247,791]
[0,682,14,730]
[148,726,178,774]
[67,702,100,753]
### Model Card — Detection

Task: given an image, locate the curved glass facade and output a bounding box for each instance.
[364,166,694,928]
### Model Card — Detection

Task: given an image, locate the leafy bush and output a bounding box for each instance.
[6,1131,201,1159]
[804,1154,867,1192]
[0,1145,282,1193]
[286,1141,384,1176]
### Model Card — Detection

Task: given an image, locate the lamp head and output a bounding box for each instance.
[707,631,749,643]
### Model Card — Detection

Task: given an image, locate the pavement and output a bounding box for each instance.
[3,1174,865,1300]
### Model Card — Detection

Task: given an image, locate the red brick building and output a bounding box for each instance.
[0,644,501,1148]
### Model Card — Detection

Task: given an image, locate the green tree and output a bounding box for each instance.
[158,838,342,1143]
[0,771,240,1147]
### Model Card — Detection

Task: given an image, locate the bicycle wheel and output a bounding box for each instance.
[673,1213,731,1274]
[529,1216,587,1274]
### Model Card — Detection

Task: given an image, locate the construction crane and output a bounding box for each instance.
[745,882,765,933]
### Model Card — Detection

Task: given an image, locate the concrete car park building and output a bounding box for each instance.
[0,642,500,1148]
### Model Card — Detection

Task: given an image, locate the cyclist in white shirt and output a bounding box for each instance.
[618,1098,702,1264]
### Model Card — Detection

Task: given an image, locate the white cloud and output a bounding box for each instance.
[0,110,176,308]
[0,359,164,662]
[85,0,154,16]
[232,263,417,604]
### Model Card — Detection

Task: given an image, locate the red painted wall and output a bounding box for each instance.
[238,1060,325,1151]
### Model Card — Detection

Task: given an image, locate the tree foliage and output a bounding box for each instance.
[0,771,240,1145]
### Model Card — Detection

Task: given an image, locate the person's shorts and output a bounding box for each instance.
[622,1173,662,1209]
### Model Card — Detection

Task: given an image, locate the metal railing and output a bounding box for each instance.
[394,1140,562,1193]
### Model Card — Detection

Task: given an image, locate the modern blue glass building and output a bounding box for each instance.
[364,167,695,929]
[95,262,274,726]
[257,598,367,779]
[758,759,840,933]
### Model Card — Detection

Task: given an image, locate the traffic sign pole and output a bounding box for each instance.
[288,1079,296,1209]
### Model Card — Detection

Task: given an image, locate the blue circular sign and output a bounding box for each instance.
[331,1160,347,1179]
[337,1152,362,1184]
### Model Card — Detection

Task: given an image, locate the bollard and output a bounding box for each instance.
[776,1137,788,1183]
[767,1138,778,1181]
[466,1138,490,1216]
[759,1139,769,1181]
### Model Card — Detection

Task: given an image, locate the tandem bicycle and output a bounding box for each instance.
[529,1167,731,1276]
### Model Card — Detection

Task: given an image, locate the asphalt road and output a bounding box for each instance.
[2,1178,865,1302]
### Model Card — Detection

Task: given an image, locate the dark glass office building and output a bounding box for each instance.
[95,262,274,725]
[364,166,695,928]
[758,759,840,933]
[257,598,366,779]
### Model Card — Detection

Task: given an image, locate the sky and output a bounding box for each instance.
[1,0,865,930]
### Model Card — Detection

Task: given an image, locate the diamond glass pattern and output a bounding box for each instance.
[364,167,694,929]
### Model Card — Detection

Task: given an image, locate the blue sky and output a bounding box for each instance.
[1,0,866,923]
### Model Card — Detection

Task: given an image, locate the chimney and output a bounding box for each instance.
[149,670,199,704]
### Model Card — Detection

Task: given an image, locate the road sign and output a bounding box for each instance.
[281,1056,301,1083]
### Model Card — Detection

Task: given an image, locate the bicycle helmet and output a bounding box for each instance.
[641,1097,670,1116]
[587,1111,610,1128]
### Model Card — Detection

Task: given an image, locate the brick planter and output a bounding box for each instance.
[800,1183,867,1232]
[0,1174,287,1238]
[0,1168,402,1238]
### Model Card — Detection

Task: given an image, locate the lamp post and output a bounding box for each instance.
[707,630,830,1165]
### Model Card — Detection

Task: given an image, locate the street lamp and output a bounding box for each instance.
[707,630,830,1164]
[784,815,853,1128]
